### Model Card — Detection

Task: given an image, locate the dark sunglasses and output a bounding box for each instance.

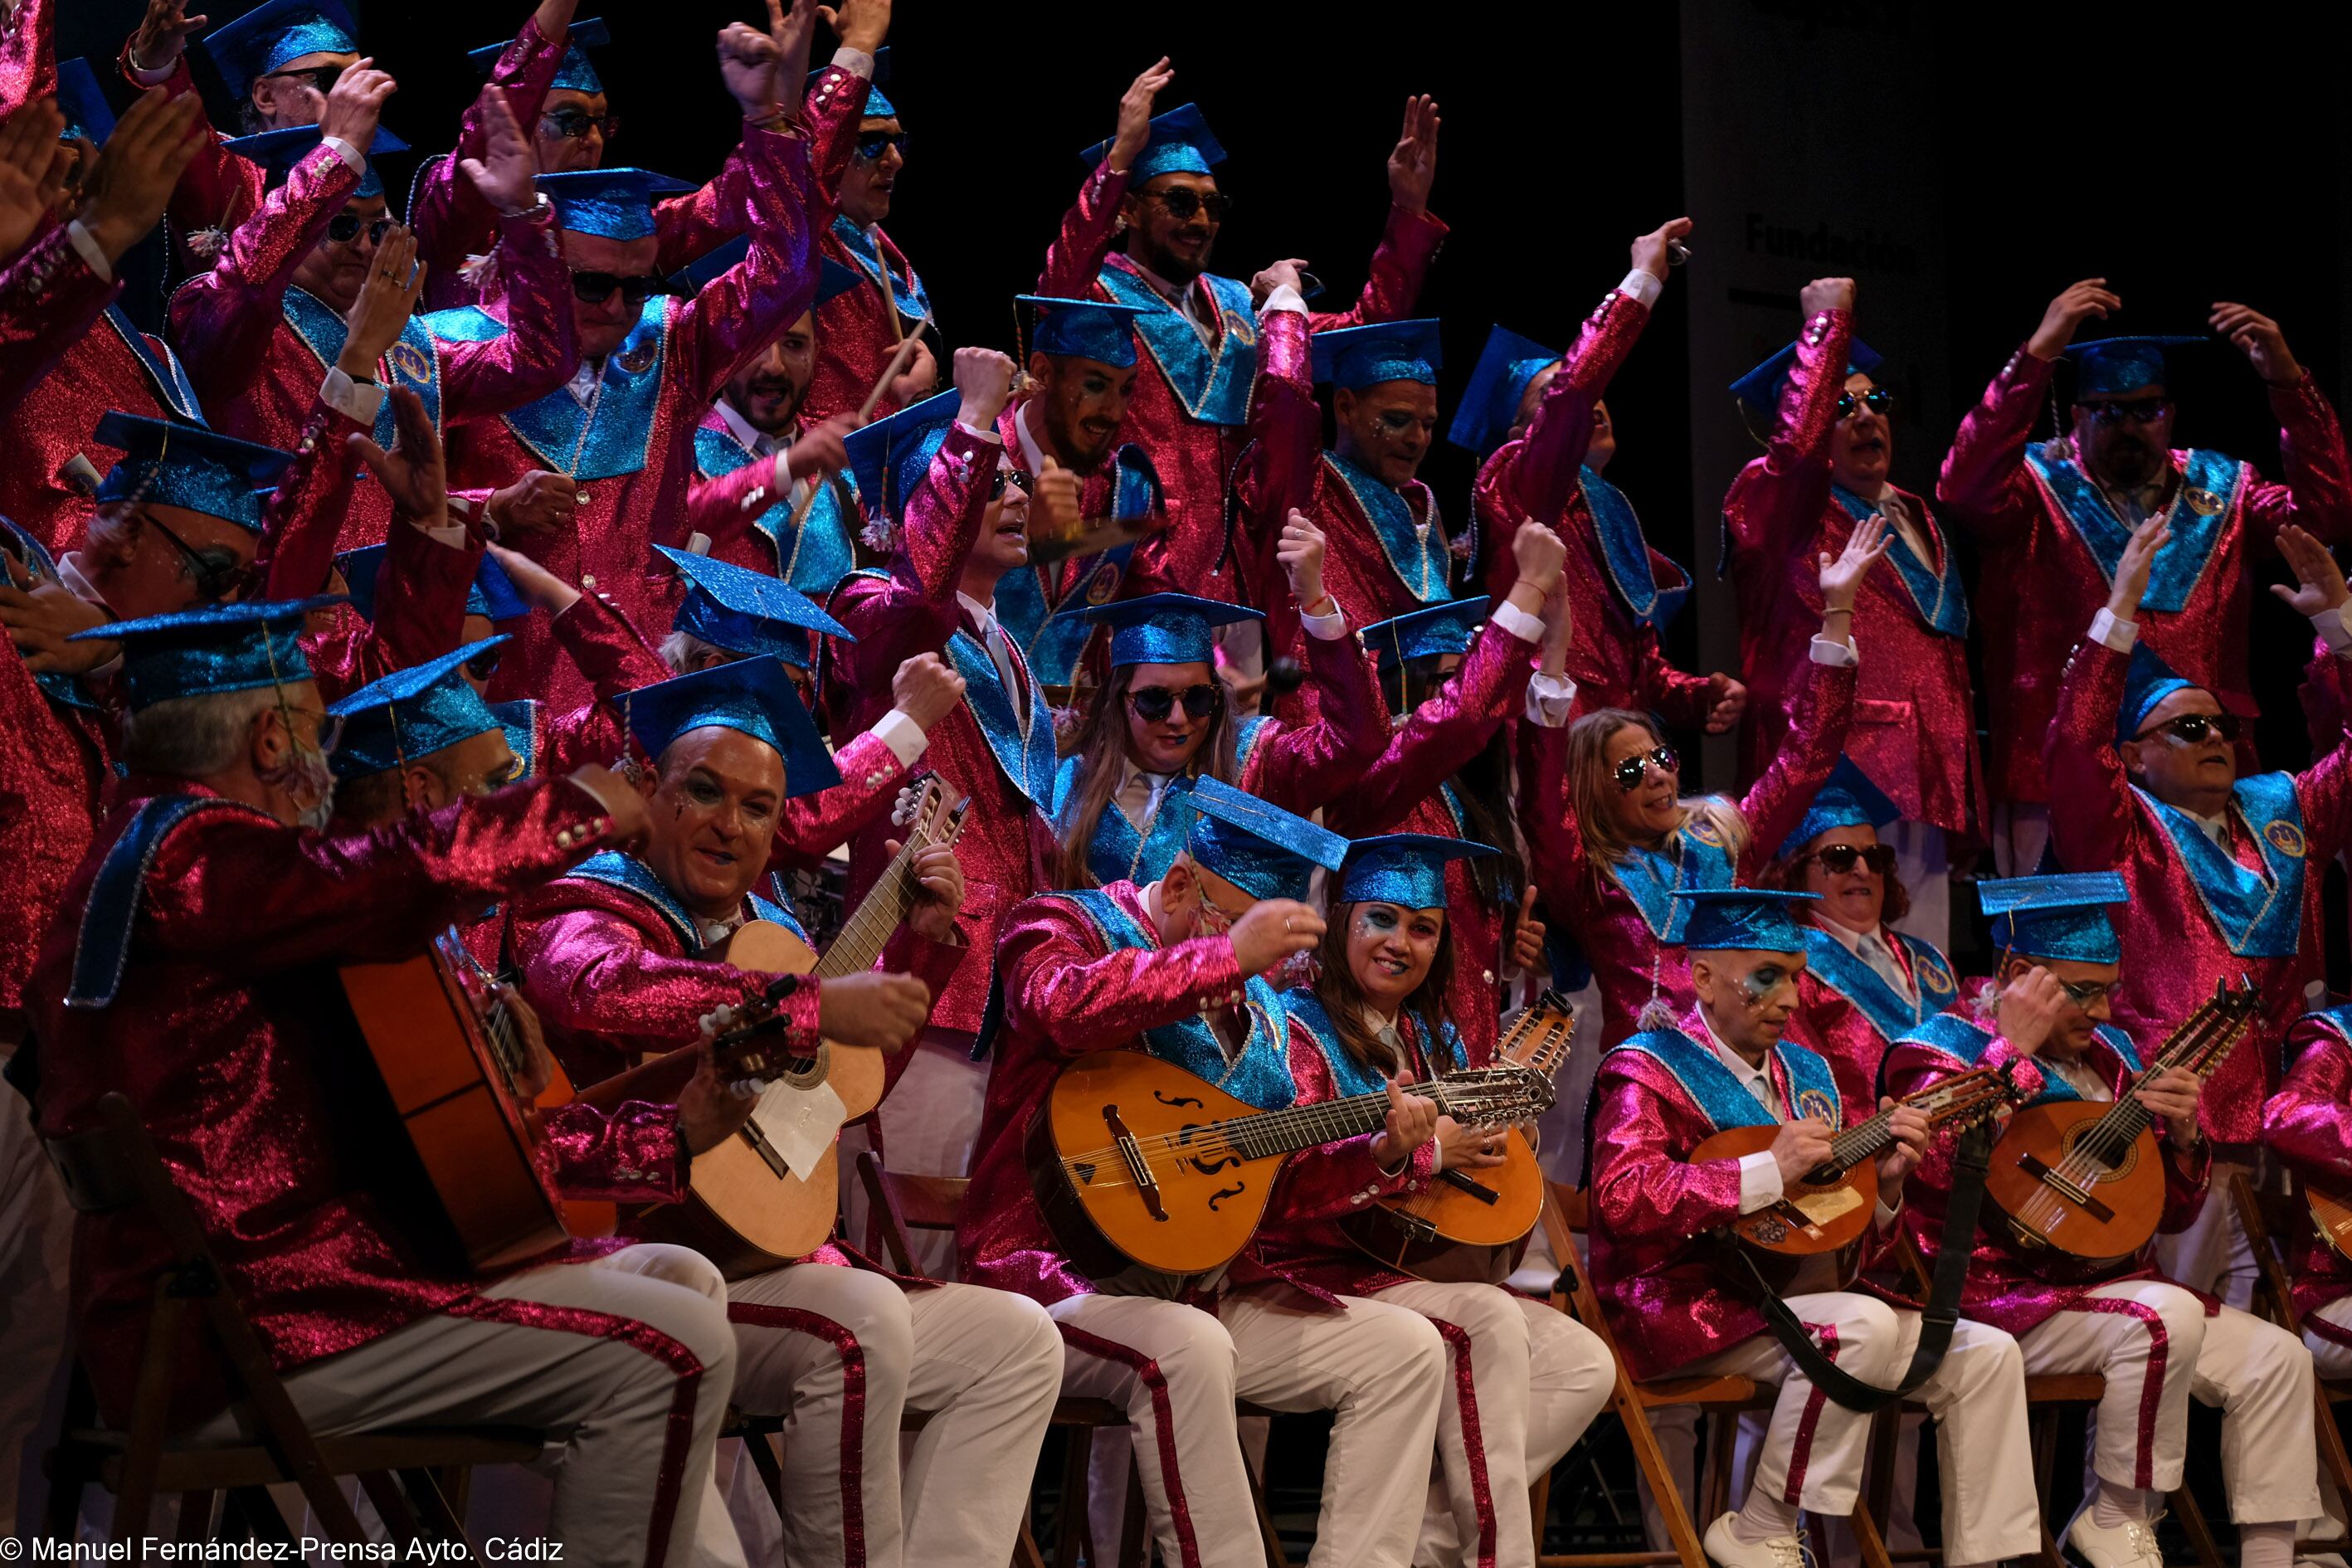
[989,467,1035,502]
[325,214,395,246]
[148,513,253,604]
[542,108,621,141]
[1803,842,1899,876]
[1836,387,1893,418]
[2133,711,2240,746]
[1127,684,1221,723]
[1143,187,1232,223]
[569,270,672,306]
[261,64,344,96]
[462,644,503,681]
[1611,745,1679,792]
[852,130,909,161]
[2077,398,2169,426]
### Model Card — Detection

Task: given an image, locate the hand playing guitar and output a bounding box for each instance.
[1435,1114,1509,1174]
[816,971,932,1053]
[889,837,964,943]
[1872,1098,1932,1205]
[1769,1118,1835,1189]
[678,1034,762,1154]
[2135,1066,2203,1152]
[1994,966,2070,1056]
[1370,1074,1441,1170]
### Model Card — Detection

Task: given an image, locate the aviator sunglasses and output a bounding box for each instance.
[570,270,673,306]
[1142,187,1233,223]
[1835,387,1893,418]
[2133,712,2241,746]
[1611,745,1679,792]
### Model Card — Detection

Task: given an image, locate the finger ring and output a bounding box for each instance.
[1283,917,1294,933]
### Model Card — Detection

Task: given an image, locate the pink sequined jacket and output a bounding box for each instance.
[2260,1010,2352,1333]
[957,880,1431,1308]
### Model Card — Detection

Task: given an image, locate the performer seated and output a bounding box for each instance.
[1761,760,1960,1121]
[1048,551,1381,890]
[24,598,750,1568]
[2262,1003,2352,1375]
[1588,888,2038,1568]
[1880,874,2319,1568]
[1261,833,1614,1568]
[1522,519,1884,1049]
[506,658,1062,1568]
[961,778,1455,1568]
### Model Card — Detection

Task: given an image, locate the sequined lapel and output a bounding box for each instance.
[1095,261,1256,427]
[1582,468,1687,629]
[2136,772,2306,958]
[280,289,443,446]
[2024,446,2240,615]
[496,298,671,480]
[104,306,206,426]
[1323,451,1449,606]
[1828,484,1968,635]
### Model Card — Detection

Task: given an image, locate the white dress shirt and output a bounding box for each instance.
[1821,919,1916,1004]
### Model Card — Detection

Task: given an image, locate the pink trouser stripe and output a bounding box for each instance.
[1427,1317,1500,1568]
[2078,1298,2170,1488]
[728,1302,870,1568]
[1058,1322,1205,1568]
[1783,1322,1840,1506]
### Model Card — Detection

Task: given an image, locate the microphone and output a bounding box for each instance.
[1266,657,1305,697]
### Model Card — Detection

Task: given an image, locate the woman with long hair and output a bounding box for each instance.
[1261,835,1614,1568]
[1521,515,1888,1050]
[1048,511,1384,889]
[1325,519,1570,1064]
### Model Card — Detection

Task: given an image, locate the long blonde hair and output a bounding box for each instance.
[1052,661,1239,889]
[1565,708,1748,880]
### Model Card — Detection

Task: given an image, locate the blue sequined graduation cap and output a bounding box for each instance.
[326,637,508,779]
[843,387,962,531]
[336,543,530,625]
[614,660,840,797]
[1361,596,1485,669]
[1729,338,1884,420]
[1339,833,1498,910]
[56,59,114,146]
[223,124,409,200]
[202,0,358,103]
[92,412,297,533]
[1447,324,1558,456]
[1672,889,1820,953]
[1776,756,1902,860]
[73,595,338,712]
[538,168,695,241]
[1082,103,1225,182]
[2116,640,2203,743]
[468,17,610,94]
[1310,319,1442,391]
[1017,295,1149,369]
[2063,337,2205,400]
[1059,592,1261,668]
[1183,775,1347,903]
[655,546,850,671]
[1979,872,2130,964]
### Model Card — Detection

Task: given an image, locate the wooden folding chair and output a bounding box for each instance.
[40,1093,543,1547]
[2231,1171,2352,1555]
[1531,1181,1896,1568]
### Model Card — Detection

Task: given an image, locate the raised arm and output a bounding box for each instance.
[2273,525,2352,864]
[1936,280,2119,546]
[411,28,568,276]
[671,124,819,407]
[1303,94,1447,334]
[2209,301,2352,547]
[118,1,252,248]
[1721,279,1851,567]
[1733,517,1877,870]
[0,0,51,116]
[1035,58,1165,298]
[892,348,1011,606]
[1230,283,1317,629]
[435,94,579,419]
[775,654,962,860]
[1242,518,1384,811]
[2044,515,2168,875]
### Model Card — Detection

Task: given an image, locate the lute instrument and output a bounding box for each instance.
[587,781,969,1273]
[1985,975,2260,1262]
[1341,991,1577,1284]
[2308,1177,2352,1263]
[1031,1050,1556,1280]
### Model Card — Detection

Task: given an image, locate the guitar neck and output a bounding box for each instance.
[1219,1079,1520,1162]
[2087,991,2252,1149]
[815,845,921,980]
[1819,1068,1997,1174]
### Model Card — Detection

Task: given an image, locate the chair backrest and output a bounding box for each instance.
[2230,1169,2310,1337]
[1540,1181,1629,1363]
[854,1151,968,1280]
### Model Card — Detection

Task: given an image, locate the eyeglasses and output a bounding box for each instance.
[852,130,909,161]
[2077,398,2169,426]
[1127,684,1221,723]
[2057,978,2115,1007]
[989,467,1035,502]
[1802,842,1899,876]
[281,706,345,757]
[1610,744,1679,793]
[462,643,503,681]
[1836,387,1893,418]
[147,513,254,604]
[1142,187,1232,223]
[324,214,395,246]
[569,270,672,306]
[2133,712,2241,746]
[260,64,344,96]
[541,108,621,141]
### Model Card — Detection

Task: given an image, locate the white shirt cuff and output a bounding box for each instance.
[869,709,928,767]
[2311,601,2352,656]
[1259,284,1307,317]
[126,56,178,87]
[1489,598,1545,645]
[829,46,876,80]
[322,135,367,175]
[2087,606,2138,652]
[1299,602,1346,640]
[1809,634,1858,668]
[954,421,1002,444]
[1617,268,1663,309]
[1736,1151,1785,1215]
[417,520,469,548]
[64,220,113,283]
[1527,670,1578,728]
[319,367,387,426]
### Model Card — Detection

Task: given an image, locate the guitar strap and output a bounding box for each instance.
[1724,1121,1995,1413]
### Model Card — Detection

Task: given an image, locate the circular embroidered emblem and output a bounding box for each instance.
[1796,1088,1838,1127]
[2266,819,2308,858]
[1684,818,1724,847]
[2182,486,2225,518]
[1223,311,1257,347]
[617,341,658,375]
[1913,948,1955,995]
[387,340,432,387]
[1084,561,1121,606]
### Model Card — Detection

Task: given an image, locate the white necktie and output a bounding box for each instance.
[1859,934,1915,1003]
[974,611,1025,721]
[1116,770,1172,828]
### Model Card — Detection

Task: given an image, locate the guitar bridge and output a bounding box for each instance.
[1389,1210,1440,1244]
[738,1121,789,1180]
[1102,1103,1167,1222]
[2018,1152,2115,1222]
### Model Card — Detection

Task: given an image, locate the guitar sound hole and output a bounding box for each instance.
[1187,1152,1239,1176]
[1206,1182,1245,1211]
[1153,1088,1205,1110]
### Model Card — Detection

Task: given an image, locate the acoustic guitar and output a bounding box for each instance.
[1695,1065,2018,1284]
[592,781,968,1274]
[1342,991,1578,1284]
[1031,1050,1556,1280]
[1985,975,2260,1262]
[2309,1178,2352,1263]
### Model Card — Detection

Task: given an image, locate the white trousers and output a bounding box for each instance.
[1367,1283,1614,1568]
[723,1264,1062,1568]
[193,1244,738,1568]
[2150,1152,2261,1307]
[0,1089,73,1536]
[1680,1295,2040,1564]
[2017,1280,2320,1522]
[1887,821,1950,956]
[868,1028,991,1277]
[2305,1294,2352,1377]
[1050,1288,1447,1568]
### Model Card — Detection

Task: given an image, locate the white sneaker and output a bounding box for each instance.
[2066,1508,2166,1568]
[1702,1512,1808,1568]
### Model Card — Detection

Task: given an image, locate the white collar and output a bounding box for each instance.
[713,397,783,457]
[566,358,604,409]
[1696,1006,1775,1102]
[1013,401,1051,475]
[1126,256,1196,306]
[1820,919,1887,958]
[956,590,999,633]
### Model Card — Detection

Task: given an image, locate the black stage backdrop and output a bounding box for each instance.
[57,0,2352,967]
